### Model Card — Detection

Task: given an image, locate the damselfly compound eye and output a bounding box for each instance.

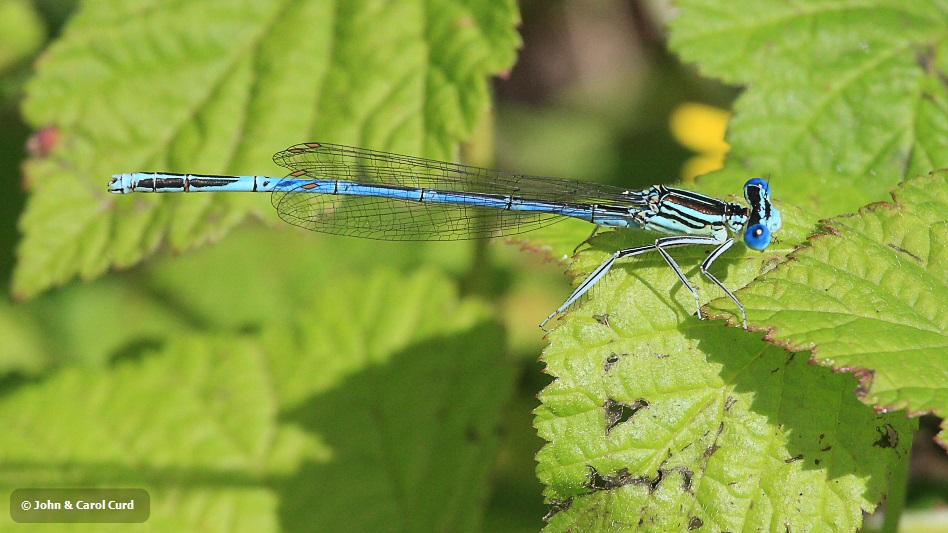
[743,223,770,251]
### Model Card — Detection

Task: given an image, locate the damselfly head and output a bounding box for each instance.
[742,177,781,251]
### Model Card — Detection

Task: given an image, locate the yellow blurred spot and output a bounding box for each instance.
[670,102,731,182]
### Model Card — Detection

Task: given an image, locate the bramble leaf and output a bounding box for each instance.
[670,0,948,217]
[0,268,515,530]
[536,303,912,531]
[710,172,948,446]
[14,0,520,298]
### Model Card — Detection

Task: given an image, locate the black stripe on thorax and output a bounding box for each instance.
[661,187,729,216]
[657,202,718,229]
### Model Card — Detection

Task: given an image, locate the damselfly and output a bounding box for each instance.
[108,142,781,329]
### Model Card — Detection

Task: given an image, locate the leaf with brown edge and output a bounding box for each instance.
[708,172,948,446]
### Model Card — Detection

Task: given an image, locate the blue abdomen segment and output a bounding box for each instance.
[108,173,280,194]
[277,178,603,221]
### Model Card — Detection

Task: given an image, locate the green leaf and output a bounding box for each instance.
[270,324,516,532]
[259,267,501,410]
[0,334,312,532]
[536,315,913,531]
[14,0,521,298]
[709,172,948,444]
[264,269,515,531]
[0,0,45,73]
[669,0,948,216]
[138,223,477,331]
[0,268,516,530]
[0,276,194,377]
[0,221,483,379]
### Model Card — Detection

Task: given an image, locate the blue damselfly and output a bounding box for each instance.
[108,142,781,329]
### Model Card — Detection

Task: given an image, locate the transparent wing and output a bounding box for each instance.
[270,142,646,241]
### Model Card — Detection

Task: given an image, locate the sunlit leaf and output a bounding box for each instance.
[711,172,948,445]
[536,306,912,532]
[14,0,520,298]
[670,0,948,216]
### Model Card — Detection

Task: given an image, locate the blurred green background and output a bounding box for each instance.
[0,1,944,531]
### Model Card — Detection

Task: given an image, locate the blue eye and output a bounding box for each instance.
[744,223,770,251]
[744,177,769,195]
